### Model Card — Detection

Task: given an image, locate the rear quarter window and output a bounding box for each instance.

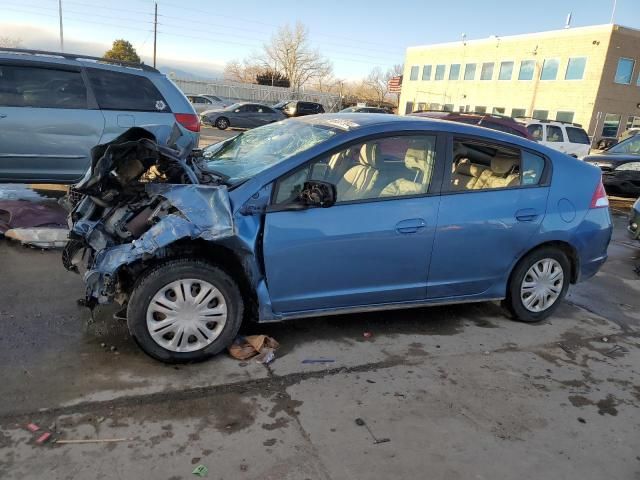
[566,127,590,144]
[86,68,170,112]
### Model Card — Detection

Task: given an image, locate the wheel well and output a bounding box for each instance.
[217,116,229,125]
[509,241,579,290]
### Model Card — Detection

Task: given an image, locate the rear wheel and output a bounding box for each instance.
[216,117,229,130]
[127,259,243,363]
[504,247,570,322]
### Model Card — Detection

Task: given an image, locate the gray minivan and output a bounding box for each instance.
[0,49,199,183]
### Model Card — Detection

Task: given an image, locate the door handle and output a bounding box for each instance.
[395,218,426,234]
[0,114,7,119]
[515,208,539,222]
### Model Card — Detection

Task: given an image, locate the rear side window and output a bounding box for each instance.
[527,124,543,141]
[86,68,169,112]
[546,125,564,142]
[0,64,87,109]
[566,127,590,144]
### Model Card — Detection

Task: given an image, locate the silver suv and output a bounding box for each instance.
[0,48,199,183]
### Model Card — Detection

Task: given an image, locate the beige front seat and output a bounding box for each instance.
[336,143,379,201]
[380,140,434,197]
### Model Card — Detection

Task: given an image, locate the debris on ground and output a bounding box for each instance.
[228,335,279,364]
[55,438,131,445]
[35,432,51,444]
[363,331,373,339]
[301,358,335,364]
[354,417,390,445]
[26,423,40,432]
[601,337,609,343]
[605,345,628,357]
[192,464,208,477]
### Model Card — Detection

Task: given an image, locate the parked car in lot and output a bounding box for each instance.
[273,100,325,117]
[517,118,591,158]
[584,134,640,197]
[340,106,391,114]
[0,48,199,183]
[411,111,533,139]
[64,114,612,362]
[186,94,229,113]
[201,102,285,130]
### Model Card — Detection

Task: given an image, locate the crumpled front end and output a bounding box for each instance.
[62,125,234,307]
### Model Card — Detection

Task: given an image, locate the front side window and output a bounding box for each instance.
[449,64,460,80]
[464,63,476,80]
[540,59,559,80]
[87,68,169,112]
[616,161,640,171]
[556,111,574,123]
[0,65,87,109]
[202,120,344,184]
[410,66,419,80]
[449,138,544,191]
[434,64,446,80]
[532,110,549,120]
[511,108,526,118]
[273,135,437,204]
[422,65,432,81]
[480,63,494,80]
[565,57,587,80]
[614,58,634,84]
[546,125,564,142]
[527,124,543,141]
[499,61,514,80]
[518,60,535,80]
[566,127,590,144]
[602,114,621,137]
[608,136,640,154]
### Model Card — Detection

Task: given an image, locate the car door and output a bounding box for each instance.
[0,61,105,183]
[256,106,278,126]
[84,67,175,145]
[262,133,444,313]
[232,104,254,128]
[428,135,549,299]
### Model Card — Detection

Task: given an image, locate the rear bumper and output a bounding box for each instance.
[574,208,613,283]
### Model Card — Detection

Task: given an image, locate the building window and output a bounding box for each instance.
[556,111,575,123]
[475,106,487,114]
[532,110,549,120]
[480,62,494,80]
[422,65,432,81]
[464,63,476,80]
[565,57,586,80]
[511,108,526,118]
[410,66,419,81]
[434,64,446,80]
[458,106,465,113]
[602,113,621,137]
[449,64,461,80]
[443,104,454,112]
[627,116,640,130]
[614,58,635,84]
[540,59,559,80]
[492,107,505,114]
[498,61,514,80]
[417,102,426,112]
[518,60,535,80]
[405,101,414,114]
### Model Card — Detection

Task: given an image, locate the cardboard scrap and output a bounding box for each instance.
[228,335,279,363]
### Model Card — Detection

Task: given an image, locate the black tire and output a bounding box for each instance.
[216,117,229,130]
[127,258,243,363]
[503,247,570,323]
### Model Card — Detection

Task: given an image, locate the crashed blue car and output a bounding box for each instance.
[64,114,612,363]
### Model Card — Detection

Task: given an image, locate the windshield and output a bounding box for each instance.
[201,120,344,183]
[224,103,242,111]
[608,136,640,155]
[339,107,357,113]
[273,101,290,109]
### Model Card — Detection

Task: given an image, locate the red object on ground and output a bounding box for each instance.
[26,423,40,432]
[35,432,51,444]
[363,332,373,338]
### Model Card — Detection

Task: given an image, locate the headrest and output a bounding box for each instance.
[358,143,378,167]
[491,155,516,175]
[405,148,427,172]
[456,159,484,177]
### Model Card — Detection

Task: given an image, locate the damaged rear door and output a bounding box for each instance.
[0,61,105,183]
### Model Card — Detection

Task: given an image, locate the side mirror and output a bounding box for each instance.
[299,181,336,208]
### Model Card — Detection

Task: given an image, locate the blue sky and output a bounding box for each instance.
[2,0,639,79]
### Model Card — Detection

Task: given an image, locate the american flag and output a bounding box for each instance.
[388,75,402,93]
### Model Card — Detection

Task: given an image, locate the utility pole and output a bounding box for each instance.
[58,0,64,51]
[610,0,617,23]
[153,2,158,68]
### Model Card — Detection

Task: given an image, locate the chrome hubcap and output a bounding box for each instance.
[146,279,227,353]
[520,258,564,313]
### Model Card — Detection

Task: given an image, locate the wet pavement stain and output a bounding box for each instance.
[568,394,620,416]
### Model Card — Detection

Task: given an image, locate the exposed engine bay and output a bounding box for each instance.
[63,125,234,307]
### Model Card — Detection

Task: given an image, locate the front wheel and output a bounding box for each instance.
[127,259,243,363]
[504,247,570,322]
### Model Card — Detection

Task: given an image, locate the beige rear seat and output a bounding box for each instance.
[451,159,487,190]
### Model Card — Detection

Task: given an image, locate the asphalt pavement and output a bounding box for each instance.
[0,187,639,478]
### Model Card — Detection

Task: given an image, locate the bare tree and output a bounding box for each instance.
[311,63,336,93]
[223,58,263,84]
[365,67,388,105]
[262,22,332,93]
[0,36,22,48]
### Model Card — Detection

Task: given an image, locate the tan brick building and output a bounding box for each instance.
[399,24,640,145]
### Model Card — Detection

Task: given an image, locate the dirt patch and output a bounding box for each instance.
[262,417,290,431]
[568,394,619,416]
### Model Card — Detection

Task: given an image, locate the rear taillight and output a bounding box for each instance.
[174,113,200,132]
[590,179,609,208]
